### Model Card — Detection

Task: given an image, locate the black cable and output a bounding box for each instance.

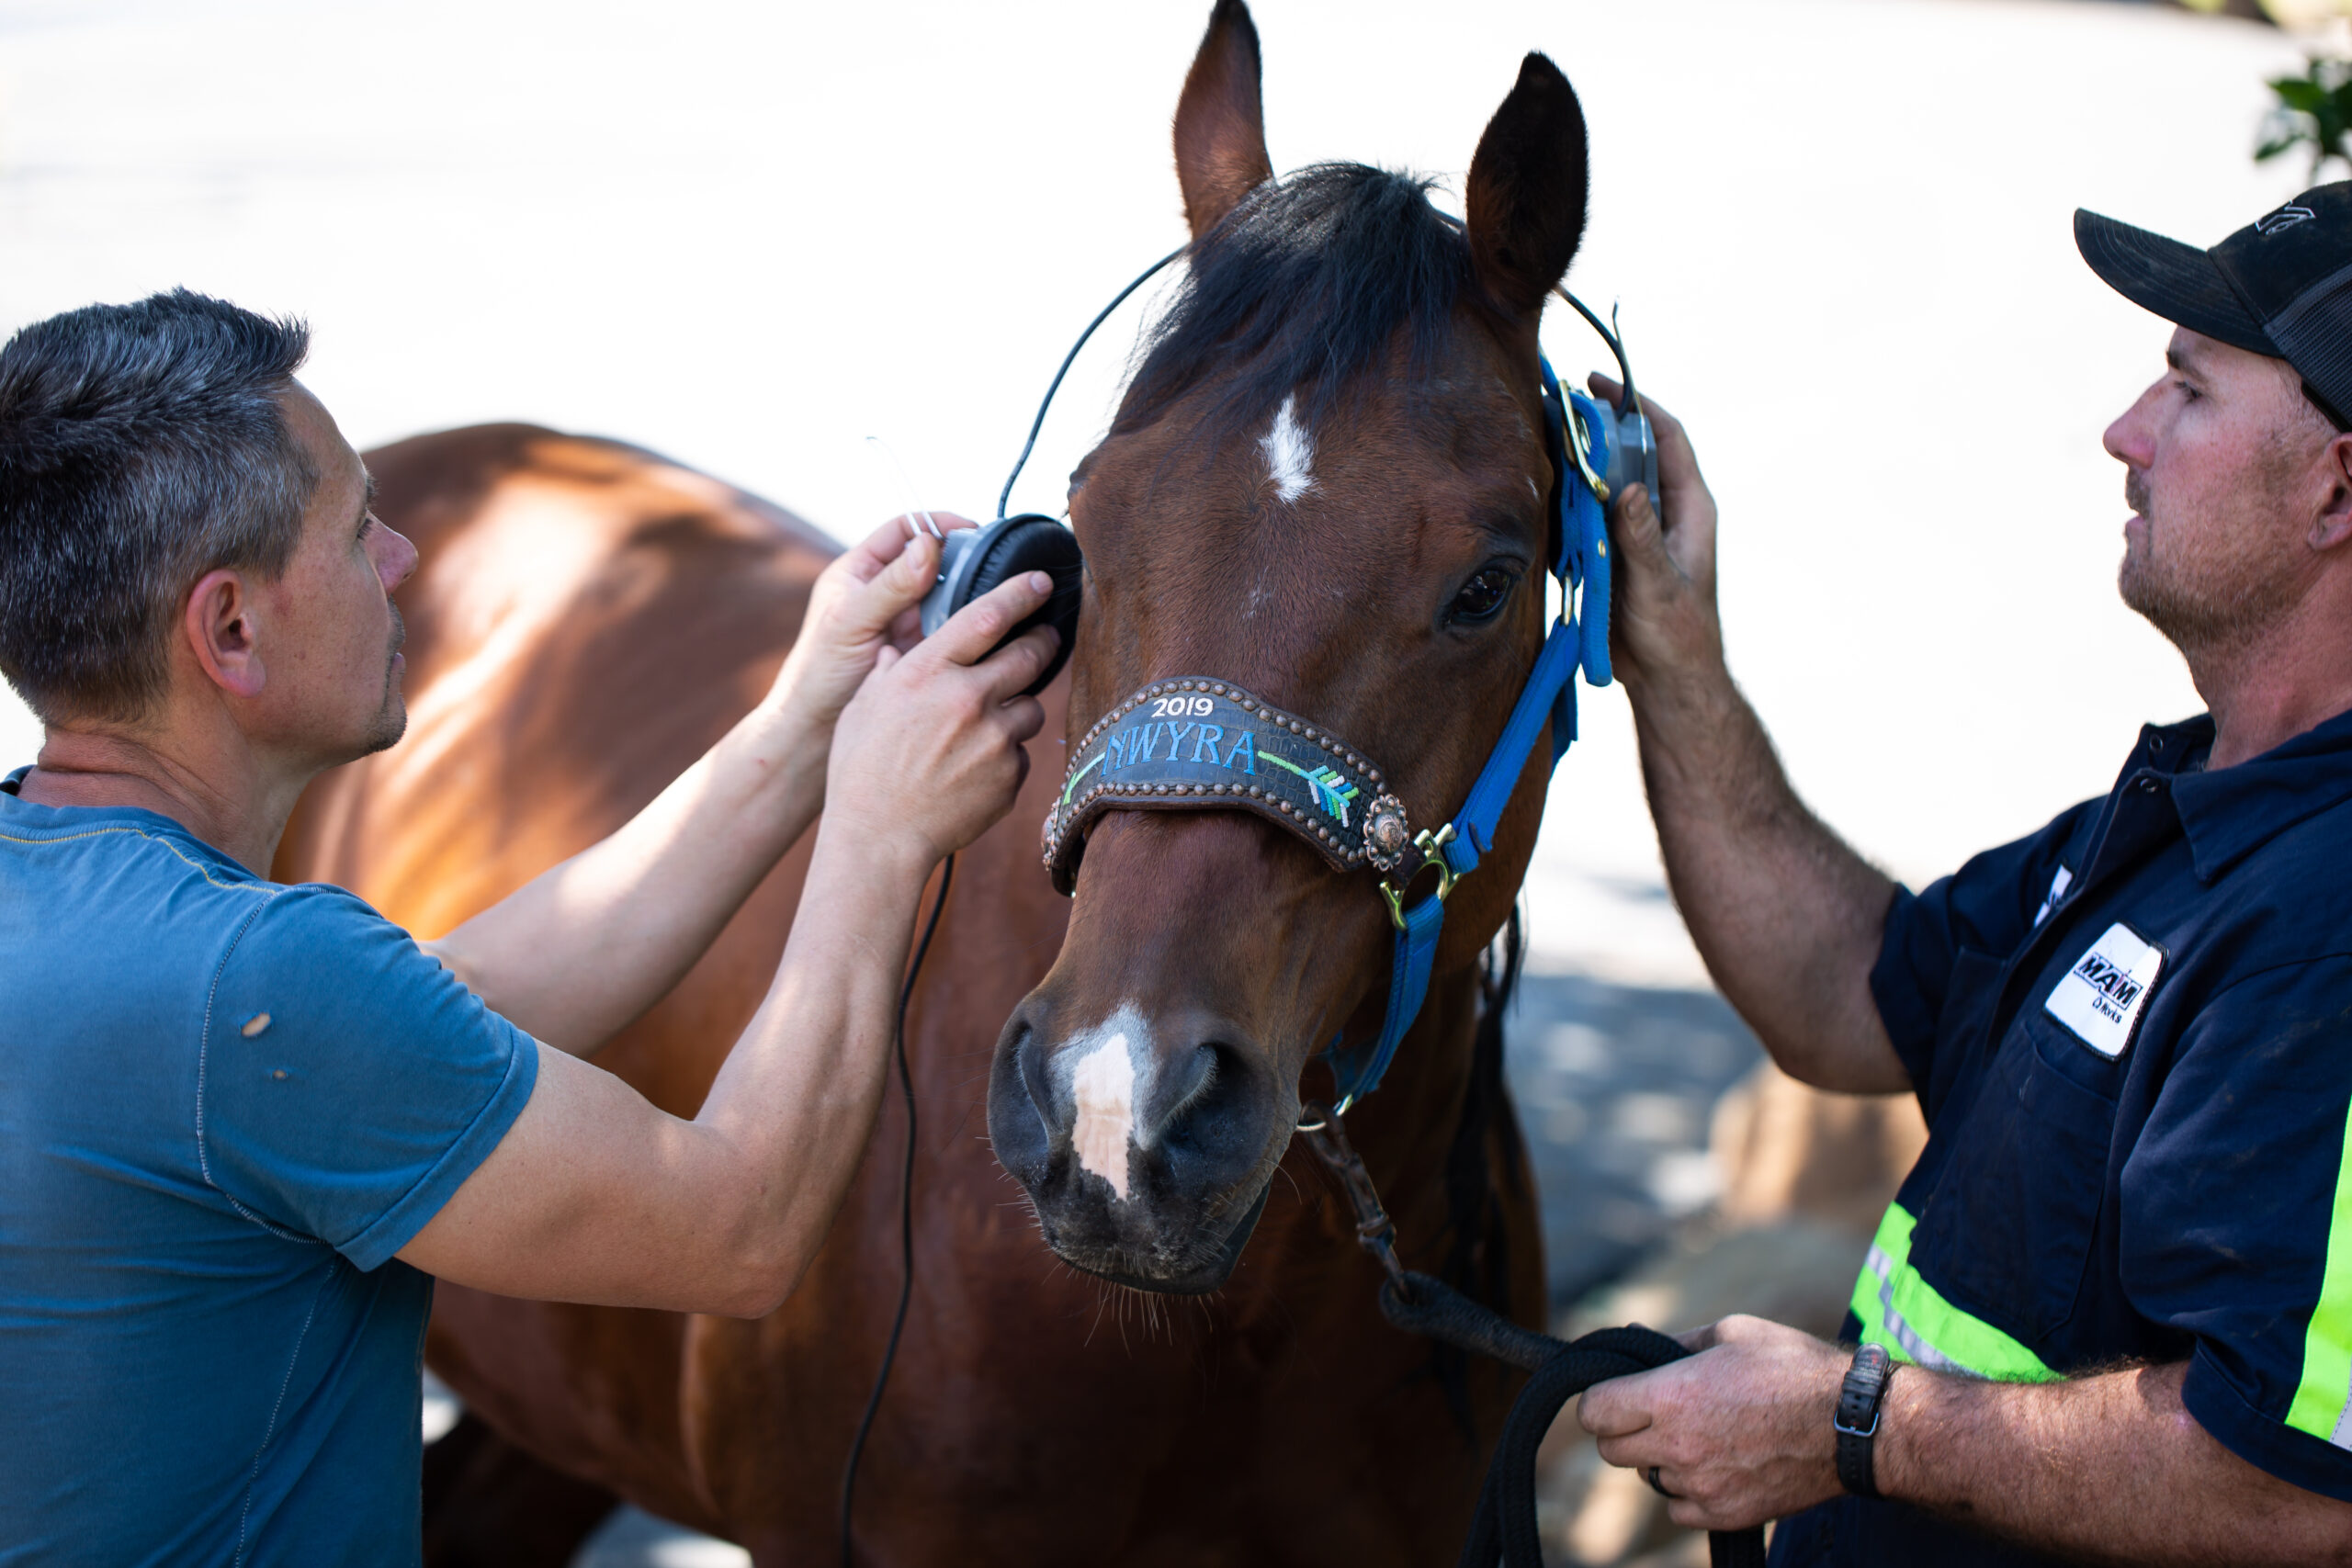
[836,852,956,1568]
[997,246,1187,521]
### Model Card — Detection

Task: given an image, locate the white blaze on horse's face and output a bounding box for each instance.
[1064,1005,1150,1201]
[1259,393,1316,503]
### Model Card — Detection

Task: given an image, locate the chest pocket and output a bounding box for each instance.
[1909,993,2125,1356]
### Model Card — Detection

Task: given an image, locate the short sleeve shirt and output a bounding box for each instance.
[0,775,537,1566]
[1770,709,2352,1566]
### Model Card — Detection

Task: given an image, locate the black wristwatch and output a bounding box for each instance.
[1834,1342,1894,1498]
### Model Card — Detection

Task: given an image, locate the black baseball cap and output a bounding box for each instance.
[2077,183,2352,429]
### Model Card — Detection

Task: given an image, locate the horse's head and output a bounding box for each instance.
[988,0,1590,1292]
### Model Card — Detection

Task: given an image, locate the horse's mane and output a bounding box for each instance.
[1117,164,1467,441]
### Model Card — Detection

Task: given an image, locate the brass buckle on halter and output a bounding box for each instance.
[1378,824,1458,931]
[1566,401,1611,506]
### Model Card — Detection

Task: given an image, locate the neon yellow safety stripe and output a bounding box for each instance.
[2287,1100,2352,1446]
[1848,1203,2060,1382]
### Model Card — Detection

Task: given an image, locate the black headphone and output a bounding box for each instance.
[916,514,1082,696]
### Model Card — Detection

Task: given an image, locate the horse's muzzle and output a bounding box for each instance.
[987,998,1286,1293]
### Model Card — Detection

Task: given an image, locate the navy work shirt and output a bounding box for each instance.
[1770,709,2352,1566]
[0,773,537,1565]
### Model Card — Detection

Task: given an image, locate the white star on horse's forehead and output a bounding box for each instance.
[1260,394,1316,503]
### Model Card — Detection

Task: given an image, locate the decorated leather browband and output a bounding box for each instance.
[1042,678,1416,896]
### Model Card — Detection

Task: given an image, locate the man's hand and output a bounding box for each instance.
[1577,1314,1849,1531]
[767,513,967,733]
[1589,376,1724,697]
[823,568,1057,866]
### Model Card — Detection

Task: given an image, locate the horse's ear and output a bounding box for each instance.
[1173,0,1272,240]
[1464,53,1589,318]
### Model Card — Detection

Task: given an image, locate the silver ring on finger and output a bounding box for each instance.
[1644,1465,1679,1500]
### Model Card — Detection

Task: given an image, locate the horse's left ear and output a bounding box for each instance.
[1173,0,1273,240]
[1464,53,1589,318]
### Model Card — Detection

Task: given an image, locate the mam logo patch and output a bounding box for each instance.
[2043,922,2163,1059]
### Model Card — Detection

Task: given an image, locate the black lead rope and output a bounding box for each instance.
[1300,1112,1768,1568]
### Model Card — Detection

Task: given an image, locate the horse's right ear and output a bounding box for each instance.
[1173,0,1272,240]
[1464,53,1589,319]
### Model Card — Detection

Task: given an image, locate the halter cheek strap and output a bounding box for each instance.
[1042,355,1617,1112]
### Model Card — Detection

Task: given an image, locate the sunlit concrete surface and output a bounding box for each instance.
[0,0,2308,980]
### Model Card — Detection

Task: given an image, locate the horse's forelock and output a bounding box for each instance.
[1117,164,1470,446]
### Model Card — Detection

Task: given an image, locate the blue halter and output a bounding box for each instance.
[1318,357,1619,1111]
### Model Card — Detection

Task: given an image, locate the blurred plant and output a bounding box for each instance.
[2182,0,2351,26]
[2259,56,2352,177]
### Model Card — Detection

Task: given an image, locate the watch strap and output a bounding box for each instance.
[1834,1341,1893,1499]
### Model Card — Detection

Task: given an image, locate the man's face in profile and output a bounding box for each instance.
[256,384,418,768]
[2107,327,2336,657]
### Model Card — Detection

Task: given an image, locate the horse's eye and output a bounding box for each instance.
[1450,566,1518,624]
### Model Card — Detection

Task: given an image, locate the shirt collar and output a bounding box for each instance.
[2161,705,2352,882]
[0,764,250,876]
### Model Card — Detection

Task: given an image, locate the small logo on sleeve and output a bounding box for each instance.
[2043,921,2162,1059]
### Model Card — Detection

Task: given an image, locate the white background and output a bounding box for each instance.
[0,0,2312,978]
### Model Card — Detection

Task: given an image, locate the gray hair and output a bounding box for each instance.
[0,288,314,722]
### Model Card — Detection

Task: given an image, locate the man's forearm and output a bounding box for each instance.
[1882,1360,2352,1565]
[690,824,934,1304]
[428,694,831,1053]
[1628,659,1905,1092]
[398,824,937,1317]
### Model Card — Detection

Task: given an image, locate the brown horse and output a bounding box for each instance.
[278,5,1594,1562]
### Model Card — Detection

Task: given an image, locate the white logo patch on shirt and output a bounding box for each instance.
[2043,921,2162,1059]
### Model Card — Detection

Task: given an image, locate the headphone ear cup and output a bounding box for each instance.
[960,514,1082,695]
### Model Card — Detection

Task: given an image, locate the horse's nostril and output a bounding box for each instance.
[1142,1040,1241,1147]
[1143,1035,1268,1190]
[1012,1020,1055,1130]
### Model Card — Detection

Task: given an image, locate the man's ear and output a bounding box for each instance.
[1464,52,1589,319]
[1173,0,1272,241]
[183,568,266,700]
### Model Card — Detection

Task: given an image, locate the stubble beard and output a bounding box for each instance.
[2117,464,2305,664]
[357,602,409,758]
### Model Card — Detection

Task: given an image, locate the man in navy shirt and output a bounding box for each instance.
[1575,187,2352,1562]
[0,292,1056,1563]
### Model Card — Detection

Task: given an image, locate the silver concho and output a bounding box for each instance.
[1362,795,1412,873]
